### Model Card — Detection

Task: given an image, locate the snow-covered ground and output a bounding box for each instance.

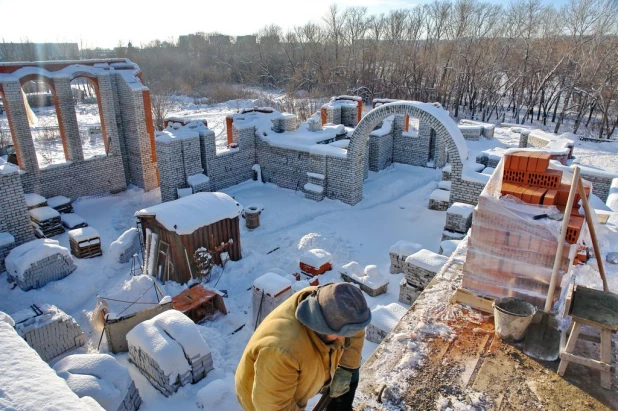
[1,97,617,410]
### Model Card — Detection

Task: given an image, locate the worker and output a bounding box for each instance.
[235,282,371,411]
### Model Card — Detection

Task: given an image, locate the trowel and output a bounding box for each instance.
[532,213,564,221]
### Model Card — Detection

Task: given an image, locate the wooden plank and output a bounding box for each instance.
[450,288,495,313]
[559,352,611,372]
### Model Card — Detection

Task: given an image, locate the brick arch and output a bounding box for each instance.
[70,75,109,153]
[0,84,23,169]
[345,101,468,203]
[19,73,70,161]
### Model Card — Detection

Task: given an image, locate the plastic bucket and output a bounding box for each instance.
[493,297,536,342]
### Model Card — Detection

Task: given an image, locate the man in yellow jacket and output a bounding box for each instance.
[235,283,371,411]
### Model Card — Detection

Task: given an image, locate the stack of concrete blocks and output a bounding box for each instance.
[443,202,475,241]
[271,113,297,133]
[365,303,408,344]
[0,233,15,273]
[0,313,103,410]
[429,187,450,211]
[155,126,204,202]
[475,149,503,168]
[5,238,77,290]
[53,354,142,411]
[340,262,388,297]
[389,241,422,274]
[127,310,214,397]
[13,304,86,362]
[459,120,495,139]
[322,104,341,125]
[109,228,141,264]
[458,124,482,140]
[399,249,448,305]
[252,272,293,329]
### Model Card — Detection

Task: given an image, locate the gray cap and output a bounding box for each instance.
[296,283,371,337]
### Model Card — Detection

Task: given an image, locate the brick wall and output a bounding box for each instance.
[0,170,35,246]
[582,172,615,202]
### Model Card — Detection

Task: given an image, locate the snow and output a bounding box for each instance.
[24,193,47,208]
[342,263,389,288]
[462,165,490,184]
[309,144,348,158]
[177,187,193,198]
[126,310,211,382]
[47,195,72,208]
[253,272,292,296]
[304,182,324,193]
[100,274,176,320]
[0,159,19,174]
[447,202,474,218]
[196,374,241,410]
[62,213,87,229]
[5,239,70,280]
[0,232,15,247]
[442,164,452,173]
[109,228,139,260]
[68,227,100,242]
[440,240,461,256]
[389,240,422,257]
[438,180,451,191]
[301,248,332,268]
[53,354,133,411]
[155,128,200,142]
[405,249,449,272]
[187,173,210,186]
[430,189,450,202]
[0,310,15,326]
[0,320,103,411]
[307,172,325,180]
[371,303,408,331]
[136,192,242,235]
[481,166,496,175]
[12,303,69,331]
[29,205,60,221]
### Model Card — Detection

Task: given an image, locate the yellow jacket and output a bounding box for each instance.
[235,287,364,411]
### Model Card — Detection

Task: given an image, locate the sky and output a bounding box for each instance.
[0,0,571,50]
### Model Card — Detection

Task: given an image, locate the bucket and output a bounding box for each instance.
[493,297,536,342]
[244,206,261,229]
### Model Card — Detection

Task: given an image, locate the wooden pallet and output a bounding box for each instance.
[450,287,495,313]
[70,238,102,258]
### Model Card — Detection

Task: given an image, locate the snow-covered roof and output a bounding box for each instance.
[5,239,71,279]
[300,248,332,268]
[253,272,292,296]
[126,310,211,381]
[53,354,133,411]
[405,249,449,272]
[135,192,242,235]
[0,319,103,411]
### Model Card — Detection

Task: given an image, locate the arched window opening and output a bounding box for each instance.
[71,77,107,159]
[0,93,17,165]
[21,79,67,167]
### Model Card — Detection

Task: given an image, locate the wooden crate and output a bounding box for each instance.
[172,284,227,323]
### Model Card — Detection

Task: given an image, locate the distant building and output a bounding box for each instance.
[208,35,231,46]
[236,35,257,46]
[0,43,79,62]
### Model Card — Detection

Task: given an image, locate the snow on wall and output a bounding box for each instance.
[0,319,102,410]
[109,228,141,264]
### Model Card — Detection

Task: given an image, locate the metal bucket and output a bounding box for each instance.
[244,206,261,229]
[493,297,536,342]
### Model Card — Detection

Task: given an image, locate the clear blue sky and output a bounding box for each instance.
[0,0,573,49]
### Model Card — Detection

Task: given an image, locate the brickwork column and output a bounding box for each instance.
[136,88,159,191]
[0,169,35,245]
[96,73,122,156]
[53,77,83,161]
[0,80,39,172]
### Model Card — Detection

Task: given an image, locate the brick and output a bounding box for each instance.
[542,189,557,205]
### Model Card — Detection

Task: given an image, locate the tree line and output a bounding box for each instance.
[78,0,618,139]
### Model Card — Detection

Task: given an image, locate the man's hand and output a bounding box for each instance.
[329,367,354,398]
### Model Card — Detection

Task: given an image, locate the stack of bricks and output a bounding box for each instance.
[5,239,77,291]
[444,202,475,237]
[389,240,422,274]
[126,311,214,397]
[399,249,449,305]
[13,304,86,362]
[53,353,142,411]
[0,232,15,273]
[30,206,65,238]
[462,150,589,309]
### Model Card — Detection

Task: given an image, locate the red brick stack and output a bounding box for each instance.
[462,151,590,309]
